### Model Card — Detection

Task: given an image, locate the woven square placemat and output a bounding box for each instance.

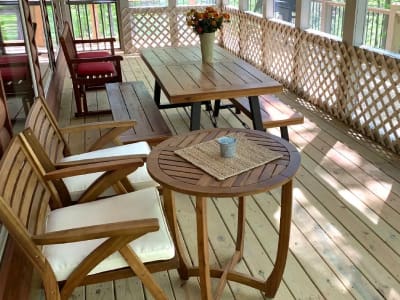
[175,134,282,181]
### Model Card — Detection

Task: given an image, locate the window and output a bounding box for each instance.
[309,0,345,38]
[274,0,296,22]
[176,0,216,5]
[129,0,167,7]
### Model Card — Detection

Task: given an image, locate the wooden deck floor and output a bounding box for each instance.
[52,55,400,300]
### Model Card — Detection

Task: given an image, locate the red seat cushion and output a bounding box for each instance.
[0,54,29,81]
[76,51,116,76]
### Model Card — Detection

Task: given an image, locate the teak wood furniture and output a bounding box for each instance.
[141,46,283,131]
[25,97,158,206]
[0,132,178,300]
[59,22,123,116]
[228,94,304,141]
[147,128,301,299]
[105,81,172,146]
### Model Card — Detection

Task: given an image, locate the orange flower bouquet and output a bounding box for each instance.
[186,7,230,35]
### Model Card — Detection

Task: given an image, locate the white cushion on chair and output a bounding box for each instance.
[60,142,157,201]
[43,187,175,282]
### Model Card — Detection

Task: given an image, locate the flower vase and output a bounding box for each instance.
[199,32,215,63]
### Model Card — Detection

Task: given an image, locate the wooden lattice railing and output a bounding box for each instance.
[121,6,400,154]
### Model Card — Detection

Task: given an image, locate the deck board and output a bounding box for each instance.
[54,56,400,300]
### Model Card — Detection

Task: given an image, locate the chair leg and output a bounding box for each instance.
[120,246,168,300]
[73,84,84,116]
[42,274,61,300]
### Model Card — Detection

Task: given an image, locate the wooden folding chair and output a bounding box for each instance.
[0,133,178,300]
[26,97,158,206]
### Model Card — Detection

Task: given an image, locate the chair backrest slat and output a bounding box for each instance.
[60,22,78,76]
[0,136,53,277]
[26,97,70,162]
[0,136,49,235]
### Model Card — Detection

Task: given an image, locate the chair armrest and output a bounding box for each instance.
[32,219,159,245]
[60,120,136,133]
[70,55,123,64]
[0,41,25,47]
[55,154,148,168]
[44,158,144,180]
[60,120,137,151]
[74,38,116,44]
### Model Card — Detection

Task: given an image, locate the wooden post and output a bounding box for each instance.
[342,0,368,46]
[263,0,274,19]
[168,0,178,47]
[118,0,129,53]
[385,3,400,52]
[295,0,311,29]
[323,1,333,33]
[239,0,248,13]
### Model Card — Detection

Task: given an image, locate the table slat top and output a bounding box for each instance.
[147,128,300,197]
[141,46,283,103]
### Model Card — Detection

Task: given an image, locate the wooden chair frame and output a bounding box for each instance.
[25,97,142,205]
[0,133,179,300]
[59,22,123,116]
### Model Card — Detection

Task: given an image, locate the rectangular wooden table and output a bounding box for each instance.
[141,46,283,131]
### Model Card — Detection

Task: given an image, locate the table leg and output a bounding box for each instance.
[154,81,161,108]
[196,196,212,299]
[236,196,246,257]
[214,196,246,299]
[190,102,202,131]
[264,180,293,298]
[162,188,190,280]
[248,96,264,131]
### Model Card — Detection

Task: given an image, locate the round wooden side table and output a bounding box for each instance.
[147,128,301,299]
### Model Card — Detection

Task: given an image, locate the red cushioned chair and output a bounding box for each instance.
[59,22,123,117]
[0,44,34,116]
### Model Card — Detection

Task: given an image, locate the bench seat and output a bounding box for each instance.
[106,81,172,146]
[229,95,304,140]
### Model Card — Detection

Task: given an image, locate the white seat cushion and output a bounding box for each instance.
[43,187,175,282]
[60,142,157,201]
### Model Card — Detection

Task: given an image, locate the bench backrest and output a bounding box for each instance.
[25,96,70,163]
[59,22,78,74]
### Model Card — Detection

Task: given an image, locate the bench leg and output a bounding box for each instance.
[280,127,289,141]
[213,99,221,117]
[204,101,212,111]
[190,102,201,131]
[248,96,264,131]
[154,81,161,108]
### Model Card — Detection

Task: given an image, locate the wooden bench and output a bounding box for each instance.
[106,81,172,146]
[229,95,304,141]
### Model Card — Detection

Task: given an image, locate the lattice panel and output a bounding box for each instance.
[176,11,199,46]
[263,20,298,88]
[122,6,222,53]
[342,47,400,153]
[120,7,399,154]
[294,32,344,116]
[222,9,399,154]
[222,8,241,56]
[237,12,263,69]
[128,8,172,53]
